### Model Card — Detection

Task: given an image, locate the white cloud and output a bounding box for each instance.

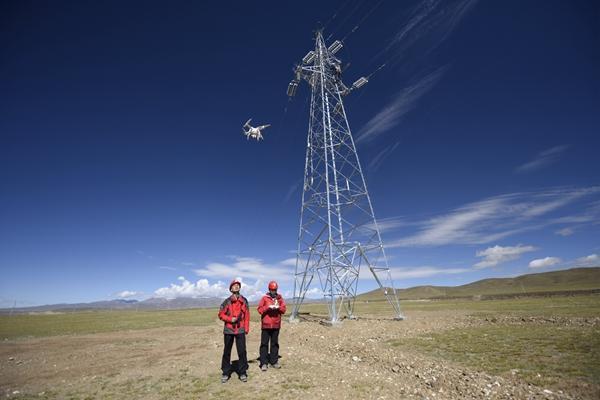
[181,262,195,266]
[154,276,267,301]
[193,256,293,282]
[528,257,561,269]
[154,277,226,299]
[392,196,506,247]
[387,187,600,247]
[153,256,298,301]
[365,216,411,234]
[555,227,574,237]
[116,290,141,299]
[159,265,176,270]
[515,145,569,173]
[284,180,301,203]
[474,245,536,269]
[283,287,322,300]
[388,266,471,279]
[367,142,401,172]
[280,258,298,267]
[374,0,479,68]
[304,287,323,298]
[356,264,470,281]
[356,66,447,143]
[574,254,599,266]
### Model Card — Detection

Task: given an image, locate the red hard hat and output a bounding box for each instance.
[268,281,278,291]
[229,279,241,290]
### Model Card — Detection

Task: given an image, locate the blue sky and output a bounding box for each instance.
[1,0,598,306]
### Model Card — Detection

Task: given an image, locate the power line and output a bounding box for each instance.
[340,0,386,42]
[326,0,368,41]
[322,0,354,33]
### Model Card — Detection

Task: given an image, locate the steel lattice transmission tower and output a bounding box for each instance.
[288,31,404,323]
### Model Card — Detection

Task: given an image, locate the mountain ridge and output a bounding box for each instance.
[359,266,600,300]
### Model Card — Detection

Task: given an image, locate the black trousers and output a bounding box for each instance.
[259,328,280,366]
[221,333,247,375]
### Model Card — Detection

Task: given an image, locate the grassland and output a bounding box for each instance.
[391,323,600,388]
[2,293,599,339]
[388,294,600,391]
[357,291,600,316]
[0,308,217,340]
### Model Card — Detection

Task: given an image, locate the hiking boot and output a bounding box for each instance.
[221,375,229,383]
[239,374,248,382]
[271,362,281,369]
[261,364,268,372]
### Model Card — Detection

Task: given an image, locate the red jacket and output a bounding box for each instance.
[257,293,286,329]
[218,294,250,335]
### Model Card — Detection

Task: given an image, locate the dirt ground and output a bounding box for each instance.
[1,309,598,399]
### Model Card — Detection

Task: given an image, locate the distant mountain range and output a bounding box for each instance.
[359,266,600,301]
[1,296,224,314]
[3,266,599,313]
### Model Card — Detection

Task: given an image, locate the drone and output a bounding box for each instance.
[243,119,271,141]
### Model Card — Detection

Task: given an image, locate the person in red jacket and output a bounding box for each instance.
[218,279,250,383]
[256,281,286,371]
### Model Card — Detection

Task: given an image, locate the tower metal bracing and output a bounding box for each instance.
[289,31,403,323]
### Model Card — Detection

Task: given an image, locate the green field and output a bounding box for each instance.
[2,294,599,339]
[391,323,600,388]
[387,294,600,390]
[0,308,218,340]
[356,292,600,317]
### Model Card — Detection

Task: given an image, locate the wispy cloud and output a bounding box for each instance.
[284,180,301,203]
[515,145,569,173]
[388,265,471,279]
[555,227,575,237]
[376,0,478,67]
[368,141,401,171]
[474,245,536,269]
[573,254,599,267]
[387,187,600,247]
[283,287,322,300]
[356,66,447,143]
[365,216,411,234]
[136,250,154,260]
[382,0,443,54]
[528,256,561,269]
[193,256,293,282]
[356,0,478,144]
[159,265,176,271]
[279,258,298,267]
